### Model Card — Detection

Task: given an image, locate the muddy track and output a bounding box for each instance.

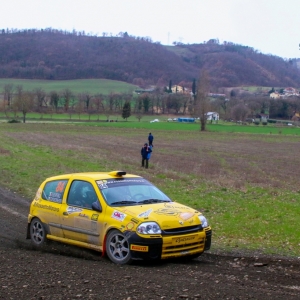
[0,186,299,300]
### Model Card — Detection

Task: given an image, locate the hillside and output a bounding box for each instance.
[167,42,300,87]
[0,29,300,88]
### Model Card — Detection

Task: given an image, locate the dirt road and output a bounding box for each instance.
[0,186,299,300]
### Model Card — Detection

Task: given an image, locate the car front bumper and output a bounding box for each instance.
[126,228,212,260]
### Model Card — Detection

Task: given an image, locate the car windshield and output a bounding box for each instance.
[96,178,171,206]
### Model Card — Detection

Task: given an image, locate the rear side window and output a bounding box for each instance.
[42,180,68,204]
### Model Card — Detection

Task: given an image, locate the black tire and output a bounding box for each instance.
[105,229,132,265]
[30,218,47,247]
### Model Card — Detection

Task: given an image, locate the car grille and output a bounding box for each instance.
[161,236,205,258]
[164,241,204,251]
[162,225,203,235]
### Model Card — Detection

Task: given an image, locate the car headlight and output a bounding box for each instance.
[137,222,162,234]
[198,215,209,228]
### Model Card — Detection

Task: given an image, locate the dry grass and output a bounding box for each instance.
[5,124,300,192]
[1,123,300,256]
[0,147,10,155]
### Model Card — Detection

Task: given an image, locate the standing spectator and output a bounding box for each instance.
[148,132,154,146]
[141,143,152,169]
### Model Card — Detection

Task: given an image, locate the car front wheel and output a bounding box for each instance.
[30,218,47,247]
[105,230,132,264]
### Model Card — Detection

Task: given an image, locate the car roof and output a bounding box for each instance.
[45,171,141,182]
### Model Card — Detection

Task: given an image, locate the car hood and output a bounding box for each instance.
[117,202,201,229]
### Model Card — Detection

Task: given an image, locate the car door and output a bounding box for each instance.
[60,179,105,247]
[38,179,68,238]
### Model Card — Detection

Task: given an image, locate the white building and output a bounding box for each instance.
[206,112,219,121]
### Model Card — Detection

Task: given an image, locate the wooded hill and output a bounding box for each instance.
[0,29,300,88]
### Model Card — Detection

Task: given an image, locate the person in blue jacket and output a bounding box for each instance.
[141,143,152,169]
[147,145,153,161]
[148,133,154,147]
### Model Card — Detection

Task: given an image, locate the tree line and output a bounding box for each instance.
[0,84,195,123]
[1,82,300,125]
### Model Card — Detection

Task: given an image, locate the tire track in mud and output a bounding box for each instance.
[0,186,31,249]
[0,186,300,300]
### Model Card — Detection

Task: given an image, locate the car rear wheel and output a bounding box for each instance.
[30,218,47,247]
[105,230,132,264]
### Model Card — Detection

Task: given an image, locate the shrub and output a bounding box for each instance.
[7,119,21,123]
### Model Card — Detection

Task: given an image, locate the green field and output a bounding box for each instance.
[1,112,299,135]
[0,121,299,258]
[0,78,138,94]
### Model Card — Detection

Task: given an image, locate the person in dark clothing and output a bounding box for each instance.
[148,133,154,146]
[141,143,152,169]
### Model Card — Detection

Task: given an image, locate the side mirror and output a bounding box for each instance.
[92,201,102,212]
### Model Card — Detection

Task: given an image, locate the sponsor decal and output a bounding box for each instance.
[34,188,42,200]
[91,214,99,221]
[106,179,146,185]
[138,209,152,218]
[164,203,189,209]
[111,210,126,221]
[67,206,83,214]
[48,191,63,203]
[154,208,180,216]
[126,222,135,230]
[175,236,195,243]
[188,218,194,224]
[55,181,66,193]
[130,244,149,252]
[179,212,194,221]
[96,180,108,190]
[78,213,89,218]
[33,202,59,212]
[131,218,139,224]
[154,204,193,217]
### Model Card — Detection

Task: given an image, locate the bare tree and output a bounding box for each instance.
[12,85,23,119]
[34,88,47,118]
[92,94,104,121]
[62,88,72,112]
[3,84,13,108]
[231,103,250,122]
[50,91,60,113]
[182,93,191,115]
[83,92,92,111]
[75,94,85,119]
[14,89,34,123]
[136,111,143,122]
[195,70,210,131]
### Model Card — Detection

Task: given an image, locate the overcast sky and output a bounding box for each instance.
[1,0,299,59]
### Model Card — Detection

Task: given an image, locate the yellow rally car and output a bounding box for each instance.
[27,171,212,264]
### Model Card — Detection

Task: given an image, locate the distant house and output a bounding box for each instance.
[293,112,300,121]
[206,112,219,121]
[283,87,299,97]
[270,92,281,99]
[170,85,190,94]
